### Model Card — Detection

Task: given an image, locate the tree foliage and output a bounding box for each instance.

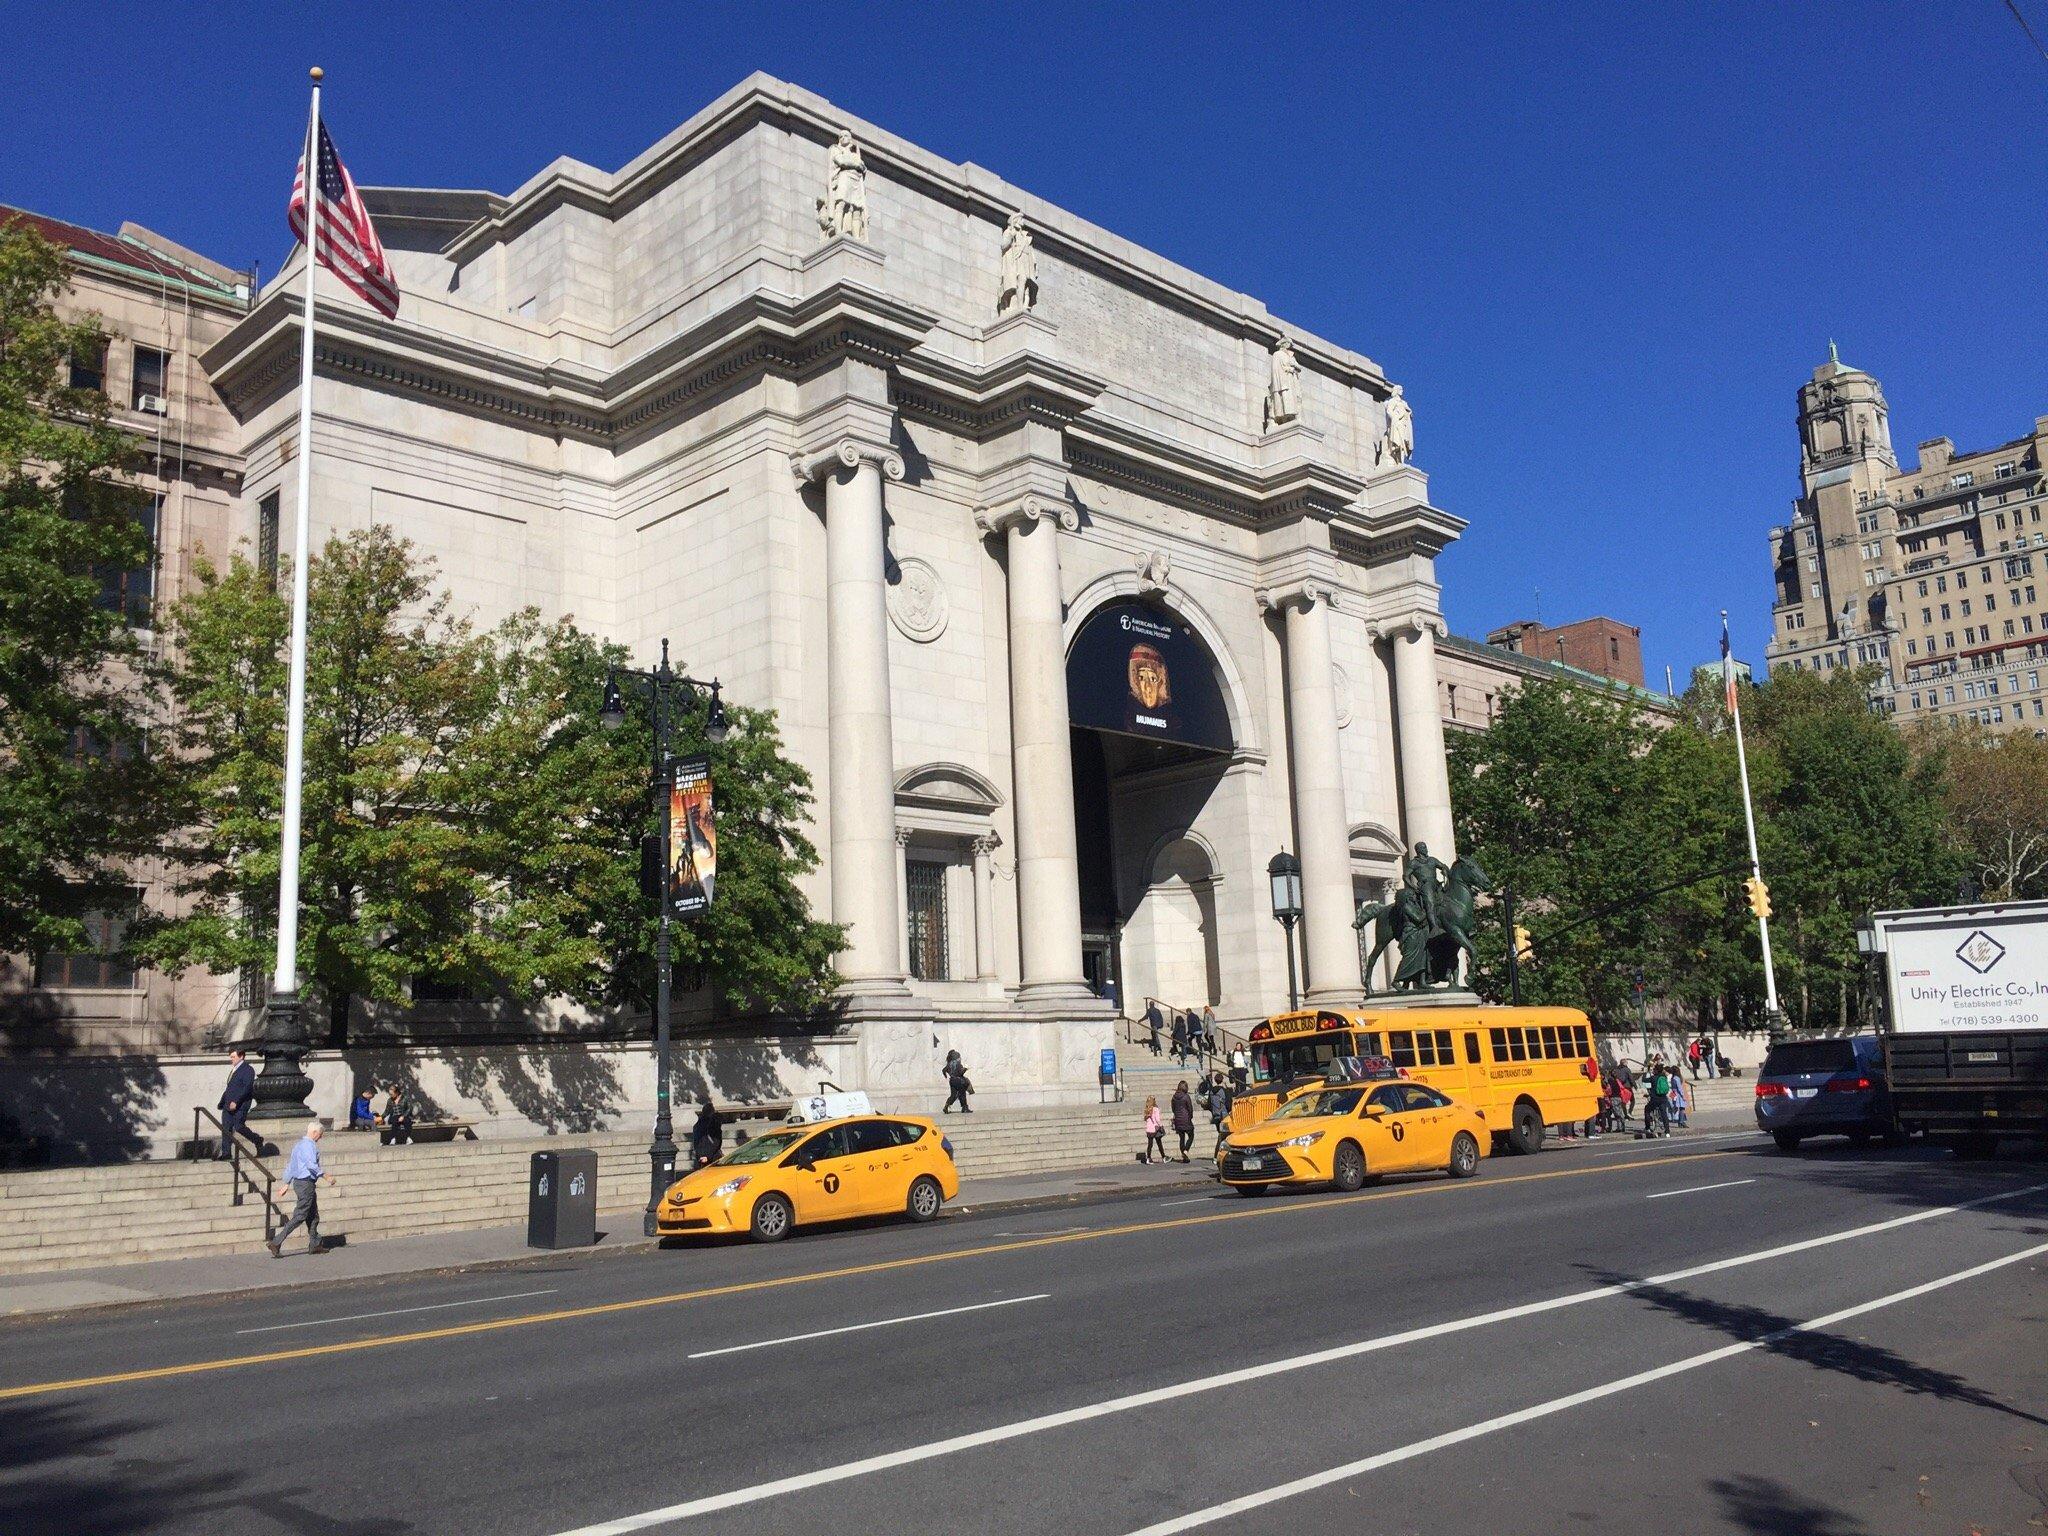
[1923,723,2048,901]
[1451,666,1960,1032]
[140,525,841,1041]
[0,219,165,958]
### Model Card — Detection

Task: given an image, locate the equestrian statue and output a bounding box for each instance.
[1353,842,1490,991]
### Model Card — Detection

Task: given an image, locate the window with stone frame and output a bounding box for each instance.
[131,345,168,411]
[35,892,140,989]
[257,492,281,590]
[89,493,158,627]
[69,339,107,394]
[906,858,950,981]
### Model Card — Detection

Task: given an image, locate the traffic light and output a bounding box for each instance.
[1746,876,1772,919]
[1513,925,1534,962]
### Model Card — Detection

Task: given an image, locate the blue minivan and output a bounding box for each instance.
[1754,1034,1901,1152]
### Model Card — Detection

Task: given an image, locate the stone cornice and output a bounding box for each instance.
[435,73,1391,396]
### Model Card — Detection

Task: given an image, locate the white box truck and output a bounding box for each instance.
[1865,899,2048,1152]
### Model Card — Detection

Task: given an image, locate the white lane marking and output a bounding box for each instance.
[1159,1196,1215,1207]
[1645,1178,1757,1201]
[685,1294,1050,1361]
[1122,1235,2048,1533]
[234,1288,559,1336]
[990,1226,1087,1237]
[540,1180,2048,1534]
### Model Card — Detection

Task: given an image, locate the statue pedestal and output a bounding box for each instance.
[1363,988,1487,1010]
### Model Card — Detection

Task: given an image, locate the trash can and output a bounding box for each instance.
[527,1149,598,1249]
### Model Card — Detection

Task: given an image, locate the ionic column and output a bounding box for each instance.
[1262,581,1359,1003]
[1390,618,1457,859]
[977,497,1087,999]
[796,439,908,993]
[971,834,999,981]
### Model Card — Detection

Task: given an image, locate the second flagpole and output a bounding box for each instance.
[250,66,324,1126]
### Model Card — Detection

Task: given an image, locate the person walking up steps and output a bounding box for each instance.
[942,1050,974,1113]
[1141,1096,1166,1163]
[266,1120,334,1257]
[1171,1080,1196,1163]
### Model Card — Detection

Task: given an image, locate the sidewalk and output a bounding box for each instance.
[0,1155,1221,1322]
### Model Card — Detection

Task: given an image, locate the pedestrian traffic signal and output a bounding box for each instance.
[1513,925,1534,962]
[1746,876,1772,919]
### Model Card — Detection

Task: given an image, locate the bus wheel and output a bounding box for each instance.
[1509,1101,1545,1155]
[1448,1132,1481,1178]
[1332,1141,1367,1192]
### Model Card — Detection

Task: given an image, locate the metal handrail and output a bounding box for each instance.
[193,1107,281,1239]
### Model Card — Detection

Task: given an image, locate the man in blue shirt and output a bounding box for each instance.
[267,1121,335,1257]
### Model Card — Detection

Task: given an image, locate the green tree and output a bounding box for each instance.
[140,525,841,1041]
[1749,668,1961,1030]
[0,219,164,958]
[1926,723,2048,900]
[1448,680,1666,1016]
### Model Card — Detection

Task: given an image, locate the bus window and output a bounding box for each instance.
[1434,1030,1454,1063]
[1508,1031,1528,1062]
[1388,1032,1416,1068]
[1573,1025,1590,1055]
[1489,1028,1508,1062]
[1464,1032,1481,1063]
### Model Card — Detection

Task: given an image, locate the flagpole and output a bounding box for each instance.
[1724,609,1783,1025]
[250,66,323,1128]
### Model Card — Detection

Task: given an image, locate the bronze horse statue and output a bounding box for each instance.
[1355,854,1491,991]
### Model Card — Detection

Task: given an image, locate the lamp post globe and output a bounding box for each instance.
[1267,850,1304,1012]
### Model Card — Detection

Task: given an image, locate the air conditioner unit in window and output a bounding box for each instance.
[136,393,168,415]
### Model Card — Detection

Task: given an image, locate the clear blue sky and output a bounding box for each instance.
[7,0,2045,687]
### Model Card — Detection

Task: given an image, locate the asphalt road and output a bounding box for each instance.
[4,1130,2045,1536]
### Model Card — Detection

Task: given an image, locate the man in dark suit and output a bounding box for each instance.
[216,1048,258,1159]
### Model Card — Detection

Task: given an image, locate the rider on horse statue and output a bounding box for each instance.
[1355,842,1487,991]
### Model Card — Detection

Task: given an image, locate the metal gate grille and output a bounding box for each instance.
[907,859,950,981]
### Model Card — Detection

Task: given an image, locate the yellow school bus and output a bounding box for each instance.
[1231,1005,1600,1154]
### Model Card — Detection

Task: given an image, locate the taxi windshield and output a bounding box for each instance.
[1270,1087,1365,1120]
[718,1129,807,1166]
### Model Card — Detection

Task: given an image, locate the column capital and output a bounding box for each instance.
[974,494,1078,538]
[894,825,915,848]
[1256,578,1338,616]
[971,831,1002,857]
[1382,613,1447,642]
[791,437,906,487]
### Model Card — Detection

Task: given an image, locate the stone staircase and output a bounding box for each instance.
[0,1102,1146,1277]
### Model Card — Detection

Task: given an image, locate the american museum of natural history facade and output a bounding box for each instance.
[196,75,1466,1111]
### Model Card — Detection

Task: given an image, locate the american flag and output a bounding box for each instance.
[1721,615,1740,714]
[288,122,398,318]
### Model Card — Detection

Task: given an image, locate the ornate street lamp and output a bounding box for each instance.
[601,639,728,1235]
[1267,850,1304,1012]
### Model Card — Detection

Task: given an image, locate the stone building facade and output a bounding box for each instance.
[197,76,1466,1104]
[0,207,251,1052]
[1766,347,2048,732]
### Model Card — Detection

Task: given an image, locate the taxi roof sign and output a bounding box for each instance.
[787,1090,874,1125]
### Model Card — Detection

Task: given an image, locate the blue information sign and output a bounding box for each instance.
[1099,1048,1118,1081]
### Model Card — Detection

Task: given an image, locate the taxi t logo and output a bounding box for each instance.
[1390,1122,1405,1142]
[823,1173,841,1194]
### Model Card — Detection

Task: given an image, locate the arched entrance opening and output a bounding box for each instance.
[1066,597,1236,1013]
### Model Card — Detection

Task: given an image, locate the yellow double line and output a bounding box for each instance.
[0,1148,1741,1402]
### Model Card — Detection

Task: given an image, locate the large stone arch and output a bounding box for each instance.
[1061,571,1261,757]
[1122,831,1222,1012]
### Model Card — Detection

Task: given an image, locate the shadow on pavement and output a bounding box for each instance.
[0,1399,236,1535]
[1717,1139,2048,1219]
[1579,1264,2048,1431]
[1709,1473,1877,1536]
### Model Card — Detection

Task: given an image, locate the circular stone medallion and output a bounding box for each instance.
[889,557,949,643]
[1333,662,1355,728]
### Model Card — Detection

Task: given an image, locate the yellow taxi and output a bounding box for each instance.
[1218,1064,1490,1193]
[655,1109,959,1242]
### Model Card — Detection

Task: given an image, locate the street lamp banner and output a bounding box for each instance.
[1066,599,1231,753]
[668,756,717,917]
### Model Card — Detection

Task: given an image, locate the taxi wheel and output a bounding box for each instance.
[1331,1141,1367,1192]
[748,1193,795,1242]
[906,1175,944,1223]
[1448,1132,1481,1178]
[1232,1184,1265,1197]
